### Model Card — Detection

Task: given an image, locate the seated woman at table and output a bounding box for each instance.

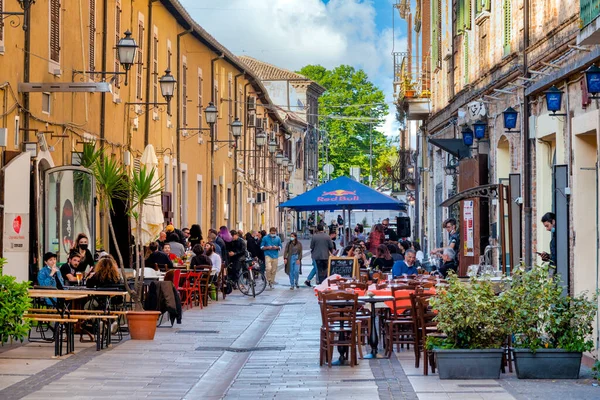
[392,249,419,277]
[86,256,122,288]
[189,244,213,269]
[371,244,394,273]
[204,242,222,278]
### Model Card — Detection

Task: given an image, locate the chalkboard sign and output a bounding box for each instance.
[327,256,358,279]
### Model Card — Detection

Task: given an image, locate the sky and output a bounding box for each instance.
[179,0,406,138]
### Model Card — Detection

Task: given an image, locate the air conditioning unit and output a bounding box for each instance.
[255,117,263,129]
[132,117,139,130]
[263,118,269,130]
[247,113,256,127]
[247,96,256,110]
[153,111,159,121]
[247,197,255,203]
[249,168,255,175]
[219,175,224,185]
[224,204,229,220]
[135,105,142,114]
[273,123,280,133]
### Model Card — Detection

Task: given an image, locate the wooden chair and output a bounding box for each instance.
[215,265,226,301]
[327,278,348,287]
[320,290,360,367]
[338,282,368,291]
[196,267,212,307]
[410,293,442,375]
[178,272,193,309]
[154,263,169,272]
[186,271,202,308]
[376,282,389,290]
[384,287,415,358]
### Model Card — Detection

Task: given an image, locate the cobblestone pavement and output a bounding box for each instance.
[1,252,599,399]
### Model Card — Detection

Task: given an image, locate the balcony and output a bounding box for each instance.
[393,52,431,121]
[578,0,600,45]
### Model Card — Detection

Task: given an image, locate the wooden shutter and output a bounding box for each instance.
[136,22,144,99]
[503,0,511,55]
[114,1,121,88]
[89,0,95,73]
[464,35,469,84]
[182,63,188,126]
[456,0,464,35]
[0,0,4,42]
[198,70,203,132]
[50,0,61,62]
[153,34,158,102]
[432,0,442,70]
[464,0,472,30]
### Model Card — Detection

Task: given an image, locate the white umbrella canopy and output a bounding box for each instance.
[131,144,164,245]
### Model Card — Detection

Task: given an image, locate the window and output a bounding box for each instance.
[114,0,121,88]
[0,0,5,50]
[136,19,144,99]
[89,0,95,74]
[456,0,471,34]
[432,0,442,70]
[153,29,158,103]
[464,34,469,84]
[182,169,188,227]
[503,0,512,55]
[172,165,178,226]
[228,73,233,126]
[196,178,203,228]
[42,93,51,114]
[182,59,188,126]
[50,0,61,63]
[197,68,203,142]
[475,0,491,14]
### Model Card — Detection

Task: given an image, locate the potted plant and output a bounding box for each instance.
[505,264,597,379]
[125,164,164,339]
[0,259,32,345]
[428,273,510,379]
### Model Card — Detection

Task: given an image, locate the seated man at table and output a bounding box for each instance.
[145,241,173,270]
[60,250,81,285]
[439,248,458,278]
[37,252,64,305]
[392,249,419,277]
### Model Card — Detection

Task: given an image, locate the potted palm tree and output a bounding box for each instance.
[124,164,163,339]
[505,264,597,379]
[428,273,510,379]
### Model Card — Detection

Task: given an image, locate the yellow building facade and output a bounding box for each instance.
[0,0,292,273]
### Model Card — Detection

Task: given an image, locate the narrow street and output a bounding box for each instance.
[1,249,598,400]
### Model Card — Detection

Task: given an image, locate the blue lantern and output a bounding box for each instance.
[461,126,474,146]
[544,86,563,114]
[585,65,600,96]
[473,121,487,140]
[502,107,518,131]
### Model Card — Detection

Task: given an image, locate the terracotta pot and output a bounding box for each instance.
[126,311,161,340]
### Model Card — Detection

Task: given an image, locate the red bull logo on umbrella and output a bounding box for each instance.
[317,189,359,202]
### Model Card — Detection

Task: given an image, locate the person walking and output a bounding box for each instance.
[308,224,334,285]
[261,227,282,289]
[540,212,557,268]
[283,232,303,290]
[337,214,344,236]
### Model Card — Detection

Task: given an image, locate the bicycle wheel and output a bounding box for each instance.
[237,270,253,296]
[252,270,267,296]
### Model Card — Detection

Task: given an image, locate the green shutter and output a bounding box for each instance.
[475,0,482,15]
[503,0,512,55]
[457,0,464,35]
[484,0,491,12]
[465,0,472,30]
[464,34,469,84]
[432,0,439,69]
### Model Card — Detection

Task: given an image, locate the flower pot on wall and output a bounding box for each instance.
[434,349,504,379]
[126,311,161,340]
[512,349,582,379]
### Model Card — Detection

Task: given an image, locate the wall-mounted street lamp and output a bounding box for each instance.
[544,85,567,117]
[585,65,600,98]
[126,69,176,114]
[287,163,294,173]
[444,155,459,176]
[282,155,290,167]
[461,126,474,146]
[472,120,487,140]
[231,118,243,138]
[256,131,267,147]
[502,107,519,133]
[268,137,278,154]
[275,152,284,165]
[204,102,218,124]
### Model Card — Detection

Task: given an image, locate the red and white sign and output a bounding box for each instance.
[4,213,29,252]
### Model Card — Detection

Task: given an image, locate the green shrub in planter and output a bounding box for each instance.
[504,264,597,379]
[0,260,32,345]
[427,273,510,379]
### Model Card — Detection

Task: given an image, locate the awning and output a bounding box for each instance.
[440,184,500,207]
[428,138,471,159]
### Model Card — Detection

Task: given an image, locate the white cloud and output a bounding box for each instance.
[180,0,405,137]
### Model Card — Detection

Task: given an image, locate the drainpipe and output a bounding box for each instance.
[210,54,224,229]
[232,72,244,226]
[99,0,108,245]
[523,0,532,266]
[143,0,158,147]
[176,28,193,228]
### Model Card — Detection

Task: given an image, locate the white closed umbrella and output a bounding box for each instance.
[131,144,164,244]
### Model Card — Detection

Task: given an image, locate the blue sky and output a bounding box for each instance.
[179,0,407,136]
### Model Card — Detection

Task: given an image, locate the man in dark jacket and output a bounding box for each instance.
[227,230,247,279]
[145,241,173,270]
[209,229,228,266]
[309,224,334,284]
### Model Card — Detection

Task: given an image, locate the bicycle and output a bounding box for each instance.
[237,256,267,298]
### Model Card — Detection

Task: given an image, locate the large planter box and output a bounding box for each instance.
[434,349,504,379]
[513,348,582,379]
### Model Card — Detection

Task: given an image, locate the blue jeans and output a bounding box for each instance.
[289,254,299,287]
[307,260,317,281]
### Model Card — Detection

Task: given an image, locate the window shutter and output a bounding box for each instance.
[503,0,512,55]
[432,0,442,70]
[50,0,61,62]
[464,34,469,84]
[465,0,472,30]
[182,63,188,126]
[0,0,4,42]
[136,22,144,99]
[483,0,491,12]
[114,1,121,88]
[89,0,95,73]
[456,0,464,35]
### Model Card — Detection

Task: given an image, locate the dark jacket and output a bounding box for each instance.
[74,249,94,273]
[144,281,182,325]
[283,239,303,275]
[310,232,333,260]
[247,236,264,261]
[145,251,174,270]
[439,260,458,278]
[190,254,212,268]
[227,238,247,265]
[215,236,228,265]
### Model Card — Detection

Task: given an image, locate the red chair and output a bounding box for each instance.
[178,272,192,309]
[185,272,202,309]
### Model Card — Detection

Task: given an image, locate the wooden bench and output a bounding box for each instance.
[26,315,78,357]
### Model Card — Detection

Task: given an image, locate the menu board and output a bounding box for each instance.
[327,256,358,279]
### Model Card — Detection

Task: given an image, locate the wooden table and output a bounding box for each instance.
[358,295,394,359]
[29,289,127,314]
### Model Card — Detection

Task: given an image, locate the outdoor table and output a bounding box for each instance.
[28,290,89,317]
[358,295,394,358]
[29,289,127,314]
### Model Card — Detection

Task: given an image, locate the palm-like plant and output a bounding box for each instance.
[128,165,164,310]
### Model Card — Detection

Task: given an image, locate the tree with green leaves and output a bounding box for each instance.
[298,65,393,185]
